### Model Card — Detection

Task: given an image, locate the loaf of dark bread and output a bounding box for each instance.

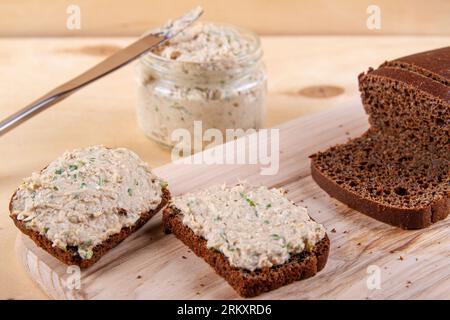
[163,206,330,297]
[311,47,449,229]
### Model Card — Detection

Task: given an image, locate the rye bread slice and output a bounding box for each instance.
[311,48,449,229]
[162,206,330,298]
[10,187,170,269]
[311,131,449,229]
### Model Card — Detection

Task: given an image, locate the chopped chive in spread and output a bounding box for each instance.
[127,188,133,196]
[80,182,87,188]
[85,250,93,259]
[266,203,272,208]
[271,234,281,240]
[160,180,168,188]
[264,220,270,224]
[84,240,93,246]
[98,177,104,186]
[54,168,64,175]
[42,227,49,234]
[239,192,255,207]
[69,164,78,171]
[53,186,59,191]
[219,231,228,242]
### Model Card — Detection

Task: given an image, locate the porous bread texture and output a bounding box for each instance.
[359,67,449,155]
[312,47,449,229]
[312,131,448,210]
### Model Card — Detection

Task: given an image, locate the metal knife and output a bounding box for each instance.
[0,7,203,136]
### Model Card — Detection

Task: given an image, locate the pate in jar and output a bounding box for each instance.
[136,22,267,148]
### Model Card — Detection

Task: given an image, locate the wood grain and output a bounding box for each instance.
[1,36,449,299]
[15,104,450,299]
[1,0,449,36]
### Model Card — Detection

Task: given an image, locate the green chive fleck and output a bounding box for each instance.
[127,188,133,196]
[84,249,93,259]
[159,180,168,188]
[219,231,228,242]
[266,203,272,208]
[80,182,87,188]
[54,168,63,175]
[264,220,270,224]
[69,164,78,171]
[42,227,49,234]
[271,234,281,240]
[239,192,255,207]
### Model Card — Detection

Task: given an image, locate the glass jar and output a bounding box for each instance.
[135,25,267,149]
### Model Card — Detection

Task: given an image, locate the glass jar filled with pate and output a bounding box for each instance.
[136,22,267,148]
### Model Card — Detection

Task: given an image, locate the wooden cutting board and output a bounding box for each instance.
[15,104,450,299]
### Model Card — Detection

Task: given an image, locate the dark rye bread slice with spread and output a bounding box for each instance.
[10,188,170,269]
[9,146,171,268]
[163,208,329,298]
[311,47,449,229]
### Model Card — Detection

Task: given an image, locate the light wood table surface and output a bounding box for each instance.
[0,35,448,300]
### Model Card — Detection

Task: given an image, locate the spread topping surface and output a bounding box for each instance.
[11,146,163,259]
[173,183,326,271]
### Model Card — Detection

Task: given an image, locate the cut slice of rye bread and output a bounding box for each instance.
[10,188,170,268]
[311,131,449,229]
[162,206,330,298]
[311,47,449,229]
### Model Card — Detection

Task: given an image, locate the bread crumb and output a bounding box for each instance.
[182,255,187,259]
[343,230,348,234]
[399,256,404,261]
[357,242,362,246]
[331,228,336,233]
[389,250,395,254]
[137,275,142,279]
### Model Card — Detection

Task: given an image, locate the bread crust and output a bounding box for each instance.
[310,161,449,229]
[367,66,450,103]
[162,206,330,297]
[10,188,170,269]
[388,46,450,86]
[313,49,449,230]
